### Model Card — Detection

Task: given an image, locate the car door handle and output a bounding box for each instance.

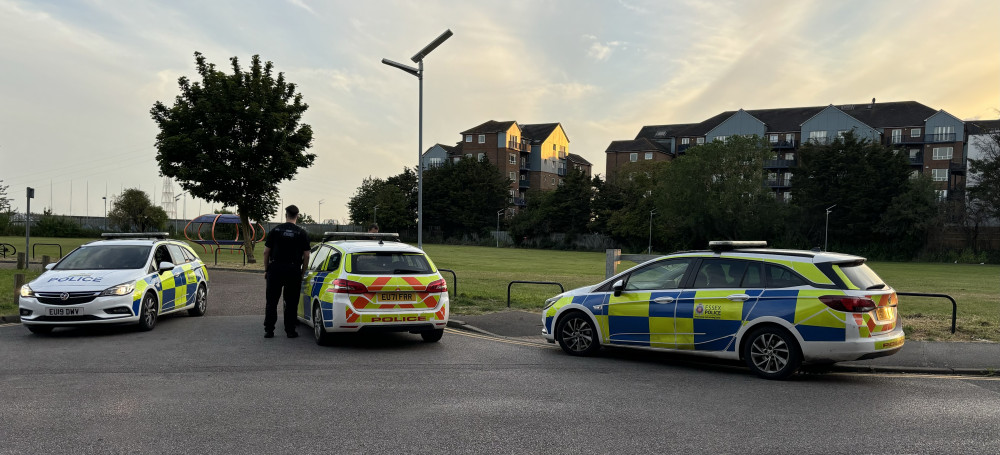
[727,294,750,302]
[653,296,675,304]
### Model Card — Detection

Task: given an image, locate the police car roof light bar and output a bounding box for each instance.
[708,240,768,252]
[322,232,401,242]
[101,232,170,240]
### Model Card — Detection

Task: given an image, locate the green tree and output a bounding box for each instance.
[108,188,168,233]
[509,169,594,243]
[599,161,664,251]
[151,52,315,263]
[791,131,918,253]
[422,158,510,239]
[969,129,1000,222]
[346,169,417,232]
[0,179,11,213]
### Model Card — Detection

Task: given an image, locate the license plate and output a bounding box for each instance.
[876,307,892,321]
[379,293,414,302]
[47,308,82,316]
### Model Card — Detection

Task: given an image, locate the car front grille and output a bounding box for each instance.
[35,291,102,305]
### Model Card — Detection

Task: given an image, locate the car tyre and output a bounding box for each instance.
[555,311,600,356]
[137,293,158,332]
[743,326,802,380]
[420,328,444,342]
[187,285,208,317]
[26,325,53,335]
[313,304,332,346]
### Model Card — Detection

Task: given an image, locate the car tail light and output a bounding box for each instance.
[426,278,448,293]
[819,295,877,313]
[329,279,368,294]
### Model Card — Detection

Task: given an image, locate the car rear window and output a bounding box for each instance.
[350,252,432,275]
[836,263,887,290]
[56,245,151,270]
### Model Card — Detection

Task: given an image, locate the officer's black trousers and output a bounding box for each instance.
[264,266,302,334]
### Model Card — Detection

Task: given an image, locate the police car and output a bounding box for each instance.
[542,241,904,379]
[19,233,210,334]
[299,233,449,345]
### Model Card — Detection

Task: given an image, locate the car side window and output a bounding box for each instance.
[693,259,750,289]
[181,246,199,263]
[765,264,808,288]
[309,246,330,271]
[153,246,173,268]
[167,244,188,264]
[623,259,691,291]
[325,252,341,272]
[740,262,764,287]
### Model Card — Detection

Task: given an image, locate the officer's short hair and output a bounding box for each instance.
[285,205,299,219]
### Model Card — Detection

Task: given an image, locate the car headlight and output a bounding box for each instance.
[543,296,561,310]
[20,285,34,298]
[102,282,136,296]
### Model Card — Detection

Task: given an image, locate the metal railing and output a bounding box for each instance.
[924,133,956,143]
[770,139,796,149]
[513,197,527,206]
[507,281,564,308]
[213,246,247,266]
[0,243,15,258]
[763,159,797,169]
[896,292,956,334]
[438,268,457,297]
[32,243,62,259]
[519,180,530,188]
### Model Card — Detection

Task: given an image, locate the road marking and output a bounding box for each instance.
[0,323,19,328]
[445,328,553,349]
[832,371,1000,381]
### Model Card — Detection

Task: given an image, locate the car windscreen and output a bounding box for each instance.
[836,262,887,290]
[55,245,152,270]
[350,252,432,275]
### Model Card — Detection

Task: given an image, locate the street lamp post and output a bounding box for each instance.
[373,204,379,226]
[174,192,186,235]
[496,209,504,248]
[318,199,325,225]
[102,196,107,230]
[824,204,836,252]
[25,187,34,266]
[648,210,656,255]
[382,29,453,250]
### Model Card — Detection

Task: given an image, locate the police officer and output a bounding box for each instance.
[262,205,311,338]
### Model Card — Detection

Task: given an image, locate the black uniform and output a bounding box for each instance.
[264,222,310,335]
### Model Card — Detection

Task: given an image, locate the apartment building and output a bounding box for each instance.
[422,120,591,209]
[605,100,968,201]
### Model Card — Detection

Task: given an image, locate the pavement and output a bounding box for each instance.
[448,310,1000,376]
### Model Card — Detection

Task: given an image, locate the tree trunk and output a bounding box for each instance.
[238,211,257,264]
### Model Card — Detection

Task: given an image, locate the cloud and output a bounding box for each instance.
[285,0,316,16]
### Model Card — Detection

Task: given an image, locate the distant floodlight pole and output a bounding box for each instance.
[373,204,379,226]
[318,199,325,224]
[382,28,453,249]
[648,210,656,254]
[26,187,35,265]
[824,204,836,252]
[102,196,107,230]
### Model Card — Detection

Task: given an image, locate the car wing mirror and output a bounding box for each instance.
[158,261,176,273]
[44,263,56,271]
[612,279,624,297]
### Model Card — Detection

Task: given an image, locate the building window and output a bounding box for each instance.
[429,157,443,167]
[837,130,848,139]
[910,170,920,179]
[715,135,727,142]
[808,131,828,143]
[932,147,953,160]
[509,153,516,164]
[769,134,778,144]
[783,192,792,202]
[644,152,653,160]
[465,153,473,158]
[911,128,921,137]
[509,189,515,197]
[681,138,690,145]
[936,190,948,200]
[910,149,920,159]
[509,171,515,181]
[465,135,472,142]
[478,134,485,144]
[553,144,556,151]
[477,153,485,162]
[891,129,902,143]
[932,168,948,181]
[453,157,461,163]
[629,153,638,162]
[696,137,705,145]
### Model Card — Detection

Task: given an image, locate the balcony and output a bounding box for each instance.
[763,159,797,169]
[677,143,692,153]
[766,178,792,188]
[908,154,923,166]
[924,133,956,143]
[557,168,566,176]
[513,197,526,207]
[769,140,796,149]
[519,179,530,189]
[950,161,967,174]
[520,162,530,170]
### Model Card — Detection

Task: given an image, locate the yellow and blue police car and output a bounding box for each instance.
[299,232,449,345]
[542,241,904,379]
[19,233,209,334]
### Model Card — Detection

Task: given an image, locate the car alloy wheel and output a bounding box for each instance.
[744,326,802,380]
[313,304,331,346]
[138,293,158,331]
[188,286,207,316]
[556,312,600,356]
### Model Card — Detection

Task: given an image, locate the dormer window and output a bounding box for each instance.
[654,130,666,138]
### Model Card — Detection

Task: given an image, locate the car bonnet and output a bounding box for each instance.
[29,269,146,292]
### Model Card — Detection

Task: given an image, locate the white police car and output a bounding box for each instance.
[542,241,904,379]
[19,233,210,334]
[299,233,449,345]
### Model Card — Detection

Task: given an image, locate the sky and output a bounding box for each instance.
[2,0,998,224]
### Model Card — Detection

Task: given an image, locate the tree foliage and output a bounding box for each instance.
[968,130,1000,221]
[509,169,593,241]
[791,131,934,255]
[422,158,510,239]
[108,189,168,233]
[0,179,11,213]
[346,168,417,232]
[150,52,315,262]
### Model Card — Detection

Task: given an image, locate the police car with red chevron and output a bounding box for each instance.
[542,241,904,379]
[18,233,210,334]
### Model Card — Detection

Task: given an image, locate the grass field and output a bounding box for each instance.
[2,236,997,341]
